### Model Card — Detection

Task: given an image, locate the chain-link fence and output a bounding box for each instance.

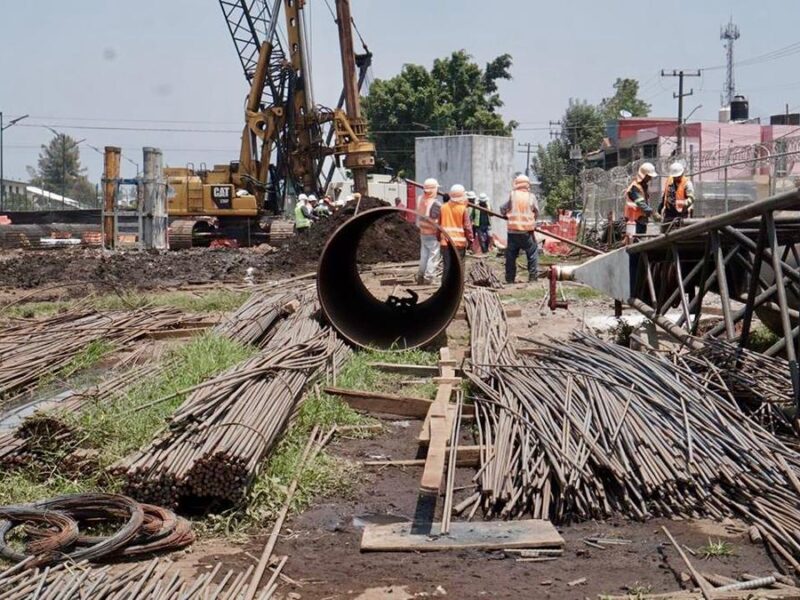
[581,135,800,228]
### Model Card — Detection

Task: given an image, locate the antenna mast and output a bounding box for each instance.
[720,17,740,106]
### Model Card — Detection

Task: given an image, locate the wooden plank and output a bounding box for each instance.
[432,376,461,385]
[419,383,452,493]
[147,326,209,340]
[361,519,564,552]
[363,445,487,468]
[323,386,432,418]
[368,362,440,377]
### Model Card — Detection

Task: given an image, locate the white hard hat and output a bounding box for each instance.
[423,178,439,192]
[638,162,658,179]
[465,190,477,200]
[450,184,466,195]
[514,174,530,190]
[478,193,489,201]
[669,162,685,178]
[298,193,308,202]
[308,194,317,202]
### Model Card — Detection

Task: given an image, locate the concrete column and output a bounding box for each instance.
[142,147,167,250]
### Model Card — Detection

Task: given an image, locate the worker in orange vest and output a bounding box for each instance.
[658,162,695,223]
[623,162,657,244]
[416,178,442,284]
[500,174,539,283]
[439,184,474,276]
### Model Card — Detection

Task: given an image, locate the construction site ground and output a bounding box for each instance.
[0,249,783,600]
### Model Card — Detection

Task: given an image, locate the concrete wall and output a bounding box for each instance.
[415,135,514,239]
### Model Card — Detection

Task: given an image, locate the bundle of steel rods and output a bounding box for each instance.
[115,301,349,508]
[467,261,504,290]
[0,556,286,599]
[0,308,201,408]
[464,289,800,567]
[213,284,314,347]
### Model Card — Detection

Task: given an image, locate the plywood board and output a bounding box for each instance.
[361,519,564,552]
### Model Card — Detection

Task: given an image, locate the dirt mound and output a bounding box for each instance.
[287,197,419,266]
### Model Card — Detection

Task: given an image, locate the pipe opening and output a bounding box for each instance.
[317,207,464,349]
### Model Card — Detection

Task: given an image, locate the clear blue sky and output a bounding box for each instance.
[2,0,799,183]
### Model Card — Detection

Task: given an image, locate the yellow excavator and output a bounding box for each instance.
[167,0,375,248]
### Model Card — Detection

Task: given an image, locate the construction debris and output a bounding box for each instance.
[464,287,800,571]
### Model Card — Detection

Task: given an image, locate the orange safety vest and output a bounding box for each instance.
[439,200,468,248]
[663,177,689,212]
[624,180,647,223]
[416,196,439,236]
[507,190,536,232]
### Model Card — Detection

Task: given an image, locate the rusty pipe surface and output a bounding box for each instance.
[317,207,463,349]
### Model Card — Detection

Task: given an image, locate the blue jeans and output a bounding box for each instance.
[505,232,538,282]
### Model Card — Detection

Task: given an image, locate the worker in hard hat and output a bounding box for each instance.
[439,184,474,276]
[311,194,331,218]
[471,192,492,254]
[500,174,539,284]
[623,162,657,244]
[294,194,313,233]
[416,178,443,285]
[658,162,695,223]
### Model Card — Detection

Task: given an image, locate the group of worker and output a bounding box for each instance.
[623,161,695,243]
[415,173,540,285]
[295,192,355,232]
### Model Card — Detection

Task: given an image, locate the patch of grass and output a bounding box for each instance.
[0,470,98,506]
[334,347,438,396]
[36,339,116,390]
[564,284,605,300]
[504,287,547,303]
[621,583,653,600]
[747,325,779,353]
[2,300,74,319]
[3,289,251,321]
[698,539,735,559]
[71,333,255,461]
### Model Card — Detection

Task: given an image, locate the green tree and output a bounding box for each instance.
[562,99,605,155]
[362,50,516,177]
[27,134,95,206]
[599,78,651,122]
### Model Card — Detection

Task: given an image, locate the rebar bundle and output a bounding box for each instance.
[0,556,284,599]
[0,308,201,409]
[467,261,504,290]
[116,301,349,509]
[464,288,800,567]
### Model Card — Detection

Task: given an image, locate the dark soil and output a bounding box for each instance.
[0,248,304,291]
[200,419,783,600]
[288,197,419,266]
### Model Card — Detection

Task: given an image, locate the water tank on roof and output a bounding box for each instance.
[719,106,731,123]
[730,95,749,122]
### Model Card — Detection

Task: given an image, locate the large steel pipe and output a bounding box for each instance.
[317,207,463,349]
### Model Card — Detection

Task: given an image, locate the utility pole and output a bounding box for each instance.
[721,18,740,106]
[0,113,29,212]
[661,70,701,156]
[517,142,534,176]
